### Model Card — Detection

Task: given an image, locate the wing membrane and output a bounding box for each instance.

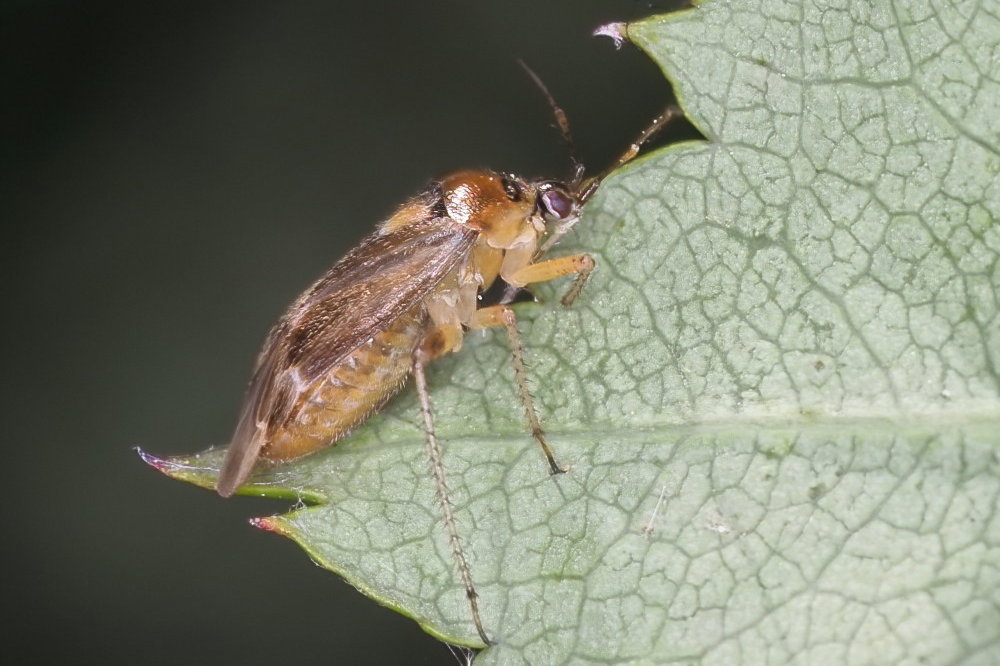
[283,219,472,377]
[217,215,476,495]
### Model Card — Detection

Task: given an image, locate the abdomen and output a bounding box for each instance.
[263,306,427,461]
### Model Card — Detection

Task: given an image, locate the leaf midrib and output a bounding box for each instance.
[359,414,1000,452]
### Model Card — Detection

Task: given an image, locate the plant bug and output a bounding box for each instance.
[214,64,681,643]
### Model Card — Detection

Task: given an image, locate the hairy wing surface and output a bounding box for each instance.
[217,216,476,494]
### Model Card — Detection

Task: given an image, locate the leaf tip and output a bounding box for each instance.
[250,516,288,535]
[132,446,163,469]
[136,446,224,491]
[593,22,628,49]
[136,446,174,475]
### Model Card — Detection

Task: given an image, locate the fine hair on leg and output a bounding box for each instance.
[496,306,564,475]
[412,353,491,646]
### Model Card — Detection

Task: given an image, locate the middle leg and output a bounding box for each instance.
[470,304,563,475]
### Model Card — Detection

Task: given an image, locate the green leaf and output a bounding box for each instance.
[149,0,1000,662]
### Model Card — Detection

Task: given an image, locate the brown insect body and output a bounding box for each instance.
[213,93,680,644]
[265,304,426,462]
[216,170,580,497]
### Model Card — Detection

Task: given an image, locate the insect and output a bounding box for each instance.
[214,64,680,643]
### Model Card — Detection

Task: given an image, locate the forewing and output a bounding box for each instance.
[215,325,287,496]
[286,217,475,378]
[217,215,476,495]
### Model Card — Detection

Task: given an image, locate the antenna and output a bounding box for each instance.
[577,105,682,204]
[517,59,586,186]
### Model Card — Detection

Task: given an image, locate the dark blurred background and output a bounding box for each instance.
[4,1,682,663]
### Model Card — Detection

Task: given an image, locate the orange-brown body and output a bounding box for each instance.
[265,304,427,461]
[209,100,680,647]
[217,170,588,495]
[259,171,538,464]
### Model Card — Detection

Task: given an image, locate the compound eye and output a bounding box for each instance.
[539,187,576,221]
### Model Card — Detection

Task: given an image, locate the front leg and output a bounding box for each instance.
[504,252,595,306]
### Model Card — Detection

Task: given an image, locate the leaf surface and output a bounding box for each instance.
[151,0,1000,662]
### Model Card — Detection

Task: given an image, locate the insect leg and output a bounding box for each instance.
[412,350,491,646]
[469,305,564,475]
[506,253,596,307]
